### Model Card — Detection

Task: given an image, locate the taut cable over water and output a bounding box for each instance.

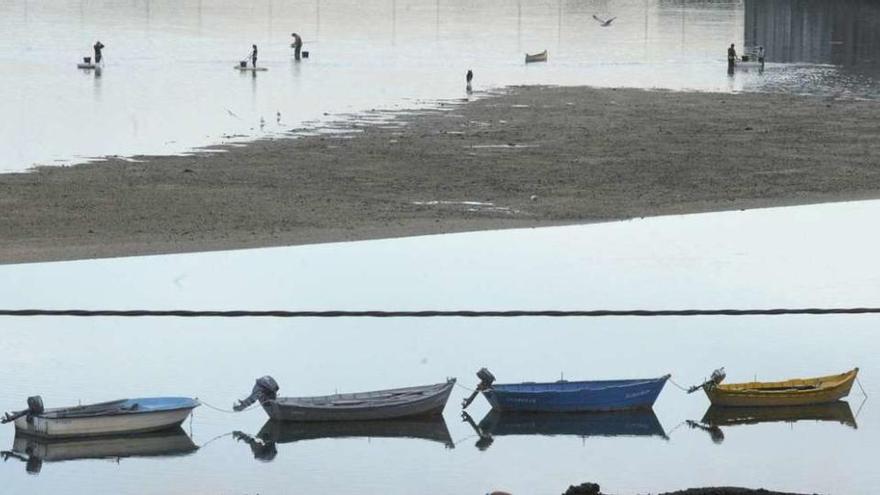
[3,307,880,318]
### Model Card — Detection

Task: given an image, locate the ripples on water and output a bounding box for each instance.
[0,0,878,170]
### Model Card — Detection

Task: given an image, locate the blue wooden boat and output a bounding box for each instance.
[462,368,670,413]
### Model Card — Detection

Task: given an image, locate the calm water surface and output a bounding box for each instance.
[0,200,878,494]
[1,0,879,171]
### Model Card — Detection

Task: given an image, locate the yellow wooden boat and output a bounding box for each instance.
[702,368,858,407]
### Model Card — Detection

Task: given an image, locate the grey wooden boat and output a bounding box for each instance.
[235,376,456,422]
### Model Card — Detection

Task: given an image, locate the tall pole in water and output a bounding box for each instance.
[557,0,562,49]
[392,0,397,46]
[681,0,686,52]
[517,0,522,53]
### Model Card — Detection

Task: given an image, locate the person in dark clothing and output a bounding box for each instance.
[291,33,303,61]
[466,69,473,93]
[250,44,258,68]
[727,43,737,71]
[93,41,105,65]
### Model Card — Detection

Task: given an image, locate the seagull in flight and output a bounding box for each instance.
[592,15,616,27]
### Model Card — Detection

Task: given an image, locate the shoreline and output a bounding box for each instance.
[2,85,879,265]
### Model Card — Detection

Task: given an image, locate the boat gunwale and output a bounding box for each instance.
[490,375,670,394]
[33,398,200,420]
[269,380,455,410]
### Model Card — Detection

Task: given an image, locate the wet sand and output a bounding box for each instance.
[2,86,879,264]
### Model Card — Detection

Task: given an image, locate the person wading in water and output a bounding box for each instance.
[93,41,105,65]
[291,33,303,61]
[250,44,258,68]
[727,43,737,73]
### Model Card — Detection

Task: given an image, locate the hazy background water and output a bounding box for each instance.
[1,0,879,171]
[0,200,877,494]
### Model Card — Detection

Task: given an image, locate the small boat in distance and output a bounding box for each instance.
[234,376,456,421]
[235,60,268,71]
[2,396,200,439]
[461,368,670,413]
[77,56,101,70]
[688,368,859,407]
[525,50,548,63]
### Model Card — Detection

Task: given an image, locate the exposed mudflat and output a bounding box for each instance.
[2,86,879,264]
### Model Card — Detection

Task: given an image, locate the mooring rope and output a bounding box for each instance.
[454,382,477,393]
[3,307,880,318]
[665,420,688,437]
[666,376,691,393]
[197,398,254,414]
[856,377,868,398]
[197,431,236,449]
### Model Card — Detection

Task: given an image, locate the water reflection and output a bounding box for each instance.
[462,409,667,450]
[234,417,453,461]
[1,427,197,474]
[688,401,859,444]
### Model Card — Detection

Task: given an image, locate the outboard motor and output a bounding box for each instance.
[25,456,43,475]
[27,396,44,416]
[232,431,278,462]
[709,368,726,388]
[461,411,494,450]
[2,396,45,425]
[686,420,725,444]
[687,368,726,394]
[234,376,280,412]
[461,368,496,410]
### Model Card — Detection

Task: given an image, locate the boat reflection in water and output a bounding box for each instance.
[687,401,858,444]
[461,409,667,450]
[0,427,198,474]
[234,416,453,461]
